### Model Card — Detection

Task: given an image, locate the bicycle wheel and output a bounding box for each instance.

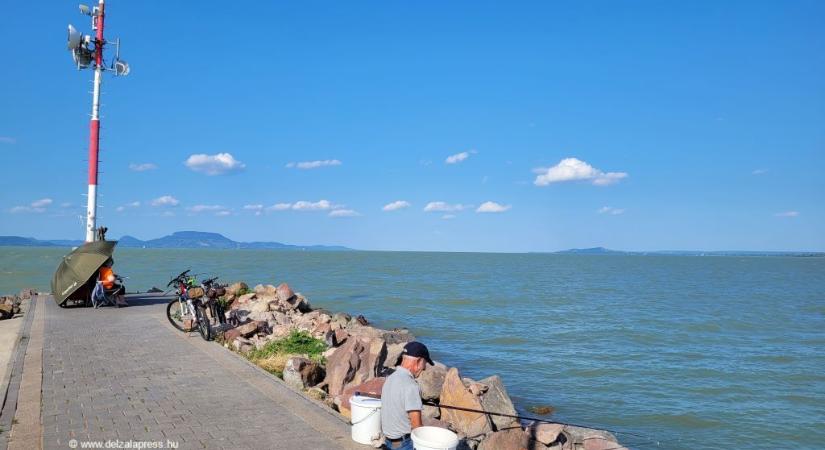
[196,305,213,341]
[166,299,195,332]
[213,302,226,325]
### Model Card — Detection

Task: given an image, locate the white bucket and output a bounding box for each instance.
[350,395,382,445]
[411,426,459,450]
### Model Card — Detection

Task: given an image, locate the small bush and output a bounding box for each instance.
[244,330,328,377]
[247,330,327,361]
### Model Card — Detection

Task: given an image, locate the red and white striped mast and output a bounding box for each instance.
[67,0,129,242]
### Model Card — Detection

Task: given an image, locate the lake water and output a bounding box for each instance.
[1,247,823,449]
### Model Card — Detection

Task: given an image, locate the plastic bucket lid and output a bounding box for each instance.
[350,395,381,408]
[411,426,459,450]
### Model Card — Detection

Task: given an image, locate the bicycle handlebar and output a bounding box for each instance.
[166,269,191,287]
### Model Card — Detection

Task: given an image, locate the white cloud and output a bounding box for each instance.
[161,211,175,217]
[533,158,628,186]
[129,163,158,172]
[445,151,473,164]
[116,206,125,212]
[216,210,231,217]
[286,159,342,170]
[775,211,799,217]
[0,137,16,144]
[329,209,360,217]
[10,198,52,213]
[292,200,333,211]
[187,204,225,213]
[60,202,73,208]
[31,198,53,208]
[266,200,337,212]
[151,195,179,207]
[184,152,245,175]
[383,200,411,211]
[128,201,141,207]
[441,214,456,220]
[476,201,511,213]
[266,203,293,212]
[598,206,626,215]
[752,169,768,175]
[423,202,469,212]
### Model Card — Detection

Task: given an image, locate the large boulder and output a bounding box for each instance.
[0,304,14,320]
[385,342,405,368]
[276,283,294,303]
[423,404,440,420]
[439,368,493,438]
[311,322,332,339]
[563,426,619,450]
[237,293,257,304]
[325,329,349,347]
[226,281,248,296]
[347,325,415,346]
[269,324,293,338]
[283,357,325,390]
[322,336,388,397]
[478,375,517,430]
[419,361,448,401]
[289,293,311,313]
[236,320,266,338]
[323,338,364,397]
[335,377,386,419]
[249,300,270,314]
[254,284,278,297]
[232,337,253,353]
[477,428,527,450]
[330,312,351,330]
[525,423,564,446]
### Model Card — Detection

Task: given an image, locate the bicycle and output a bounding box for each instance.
[200,275,228,327]
[165,269,213,341]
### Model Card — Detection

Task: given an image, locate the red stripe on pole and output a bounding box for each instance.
[88,119,100,185]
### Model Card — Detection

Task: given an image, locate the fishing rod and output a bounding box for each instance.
[355,391,662,445]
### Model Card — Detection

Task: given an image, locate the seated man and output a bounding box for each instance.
[99,259,127,306]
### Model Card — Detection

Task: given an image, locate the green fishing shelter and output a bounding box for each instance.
[51,240,117,306]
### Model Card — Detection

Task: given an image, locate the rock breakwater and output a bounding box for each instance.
[216,280,626,450]
[0,288,34,320]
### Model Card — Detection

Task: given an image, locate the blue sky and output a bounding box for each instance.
[1,1,823,252]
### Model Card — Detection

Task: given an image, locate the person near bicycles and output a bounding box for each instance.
[380,342,433,449]
[99,258,127,306]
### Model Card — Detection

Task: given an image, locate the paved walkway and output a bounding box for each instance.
[5,294,365,450]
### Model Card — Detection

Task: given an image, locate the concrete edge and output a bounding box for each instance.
[0,299,31,416]
[7,295,45,450]
[0,298,38,450]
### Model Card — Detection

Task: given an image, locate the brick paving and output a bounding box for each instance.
[37,294,362,450]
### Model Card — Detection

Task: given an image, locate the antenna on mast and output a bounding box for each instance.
[66,1,130,242]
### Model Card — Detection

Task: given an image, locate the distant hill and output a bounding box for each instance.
[552,247,823,257]
[0,236,58,247]
[555,247,627,255]
[0,231,352,251]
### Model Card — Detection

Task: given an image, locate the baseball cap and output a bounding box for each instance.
[401,341,434,365]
